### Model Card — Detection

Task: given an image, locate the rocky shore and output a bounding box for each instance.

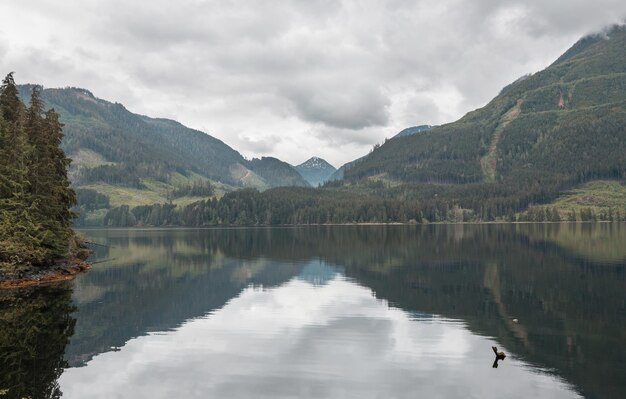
[0,259,91,289]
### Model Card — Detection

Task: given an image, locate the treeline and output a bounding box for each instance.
[0,73,78,268]
[97,181,626,227]
[517,206,625,222]
[78,165,145,188]
[75,188,110,211]
[168,180,214,199]
[102,188,425,227]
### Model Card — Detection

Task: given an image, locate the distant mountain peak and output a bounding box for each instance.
[294,157,337,186]
[297,157,335,170]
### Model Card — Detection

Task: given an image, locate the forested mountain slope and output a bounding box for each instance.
[392,125,432,138]
[248,157,310,188]
[346,26,626,189]
[328,125,431,182]
[16,86,307,193]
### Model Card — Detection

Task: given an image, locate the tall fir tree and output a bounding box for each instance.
[0,73,22,124]
[0,75,44,266]
[40,108,76,254]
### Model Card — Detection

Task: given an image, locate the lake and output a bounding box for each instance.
[1,224,625,398]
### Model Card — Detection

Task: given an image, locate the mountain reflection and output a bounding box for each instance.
[1,224,623,398]
[60,276,580,399]
[66,228,306,367]
[67,224,625,398]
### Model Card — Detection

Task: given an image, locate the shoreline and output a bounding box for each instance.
[75,220,626,230]
[0,259,91,290]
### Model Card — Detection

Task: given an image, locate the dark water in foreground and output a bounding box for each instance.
[1,224,625,398]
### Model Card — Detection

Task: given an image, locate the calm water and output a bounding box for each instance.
[1,224,625,399]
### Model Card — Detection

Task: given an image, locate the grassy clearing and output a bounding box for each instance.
[81,170,231,208]
[517,180,626,221]
[77,171,231,224]
[83,183,167,207]
[69,149,116,168]
[552,180,626,215]
[366,173,404,188]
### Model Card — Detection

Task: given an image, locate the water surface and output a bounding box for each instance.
[1,224,624,398]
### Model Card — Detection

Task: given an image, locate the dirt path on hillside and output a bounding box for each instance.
[480,99,523,182]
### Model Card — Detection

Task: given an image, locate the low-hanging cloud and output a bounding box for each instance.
[235,134,284,155]
[285,83,390,130]
[0,0,625,165]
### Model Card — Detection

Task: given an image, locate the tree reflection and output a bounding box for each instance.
[0,284,75,399]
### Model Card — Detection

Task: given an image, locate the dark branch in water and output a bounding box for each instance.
[84,241,110,248]
[90,258,117,265]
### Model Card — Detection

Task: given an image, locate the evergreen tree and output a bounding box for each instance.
[0,73,78,268]
[0,73,22,124]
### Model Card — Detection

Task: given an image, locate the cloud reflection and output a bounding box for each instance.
[59,273,580,399]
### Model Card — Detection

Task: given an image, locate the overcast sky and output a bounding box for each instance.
[1,1,624,167]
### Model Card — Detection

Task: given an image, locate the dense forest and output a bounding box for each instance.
[0,73,80,269]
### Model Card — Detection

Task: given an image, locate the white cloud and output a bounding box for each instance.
[0,0,624,166]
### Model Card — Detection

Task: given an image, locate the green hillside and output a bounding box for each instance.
[249,157,310,189]
[16,86,308,193]
[327,156,363,182]
[344,25,626,213]
[14,85,309,225]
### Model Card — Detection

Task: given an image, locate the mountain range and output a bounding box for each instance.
[15,24,626,225]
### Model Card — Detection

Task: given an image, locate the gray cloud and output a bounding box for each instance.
[235,134,283,155]
[1,0,625,165]
[0,36,7,60]
[401,94,446,127]
[286,83,390,129]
